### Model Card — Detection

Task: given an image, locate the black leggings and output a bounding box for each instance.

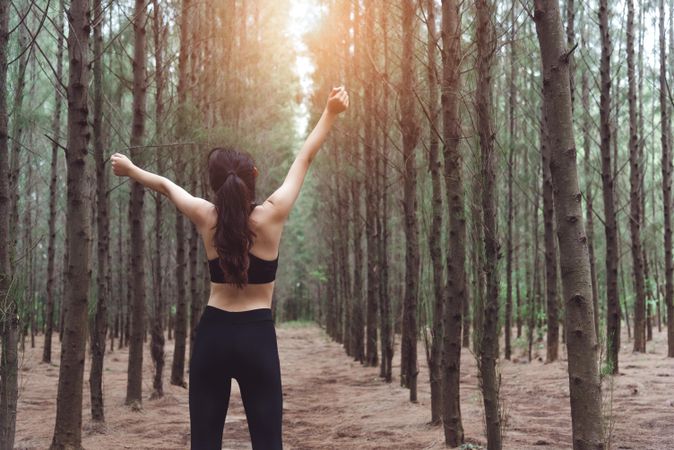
[189,305,283,449]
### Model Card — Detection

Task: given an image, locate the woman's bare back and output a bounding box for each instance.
[201,200,284,312]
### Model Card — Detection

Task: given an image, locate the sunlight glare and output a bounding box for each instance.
[287,0,324,137]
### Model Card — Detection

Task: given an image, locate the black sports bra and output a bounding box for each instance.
[207,202,279,284]
[208,252,278,284]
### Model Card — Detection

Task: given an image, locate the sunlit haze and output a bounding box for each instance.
[287,0,324,138]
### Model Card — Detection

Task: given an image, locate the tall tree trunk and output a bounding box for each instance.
[126,0,148,406]
[542,98,560,363]
[637,0,651,343]
[440,0,465,445]
[598,0,621,374]
[528,147,541,362]
[327,233,337,339]
[399,0,421,402]
[337,162,347,344]
[171,0,191,387]
[337,0,351,355]
[150,0,166,399]
[0,1,17,447]
[580,15,600,341]
[7,3,29,265]
[475,1,501,448]
[505,1,516,361]
[25,142,36,351]
[117,197,126,350]
[533,2,605,448]
[50,0,92,445]
[338,165,351,348]
[43,0,66,365]
[60,232,68,343]
[364,0,379,368]
[516,248,522,339]
[461,284,470,348]
[627,0,646,353]
[564,0,576,350]
[471,166,485,356]
[377,0,393,382]
[350,177,364,362]
[90,0,110,422]
[424,0,444,424]
[619,247,632,341]
[349,0,364,364]
[659,0,674,358]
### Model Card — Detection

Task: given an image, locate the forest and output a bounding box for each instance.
[1,0,674,449]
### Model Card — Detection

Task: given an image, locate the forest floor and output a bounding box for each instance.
[14,321,674,449]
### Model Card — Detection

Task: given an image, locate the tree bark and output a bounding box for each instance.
[7,3,30,265]
[542,96,560,363]
[627,0,646,353]
[43,0,66,365]
[0,1,17,447]
[505,1,516,361]
[348,0,364,364]
[598,0,621,373]
[364,0,379,368]
[659,0,674,358]
[475,1,501,448]
[471,167,485,356]
[150,0,166,398]
[377,0,392,382]
[440,0,465,444]
[338,157,351,348]
[533,2,605,448]
[126,0,148,407]
[580,18,600,342]
[50,0,92,445]
[424,0,444,424]
[399,0,421,403]
[171,0,191,387]
[90,0,110,422]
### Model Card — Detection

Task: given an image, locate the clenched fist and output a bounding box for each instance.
[326,86,349,115]
[111,153,135,177]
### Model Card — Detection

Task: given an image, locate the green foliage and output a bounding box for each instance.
[601,357,615,377]
[512,335,528,351]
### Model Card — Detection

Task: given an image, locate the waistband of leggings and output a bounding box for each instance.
[203,305,273,324]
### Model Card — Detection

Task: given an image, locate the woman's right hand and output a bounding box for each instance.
[326,86,349,115]
[111,153,135,177]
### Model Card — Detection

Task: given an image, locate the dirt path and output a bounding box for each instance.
[15,323,674,449]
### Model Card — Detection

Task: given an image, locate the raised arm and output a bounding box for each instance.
[264,86,349,221]
[111,153,212,231]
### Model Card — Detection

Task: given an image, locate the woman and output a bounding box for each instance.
[111,86,349,449]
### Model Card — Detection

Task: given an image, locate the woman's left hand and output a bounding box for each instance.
[326,86,349,115]
[111,153,135,177]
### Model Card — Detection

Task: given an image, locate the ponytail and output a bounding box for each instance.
[208,148,257,288]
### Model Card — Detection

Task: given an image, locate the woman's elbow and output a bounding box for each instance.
[157,177,172,197]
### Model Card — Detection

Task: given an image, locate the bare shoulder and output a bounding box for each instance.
[252,200,281,222]
[250,201,284,256]
[193,198,217,232]
[256,196,289,224]
[194,197,215,210]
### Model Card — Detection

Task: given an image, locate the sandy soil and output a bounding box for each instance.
[14,322,674,449]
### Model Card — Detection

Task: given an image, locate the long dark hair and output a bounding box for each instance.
[207,147,257,288]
